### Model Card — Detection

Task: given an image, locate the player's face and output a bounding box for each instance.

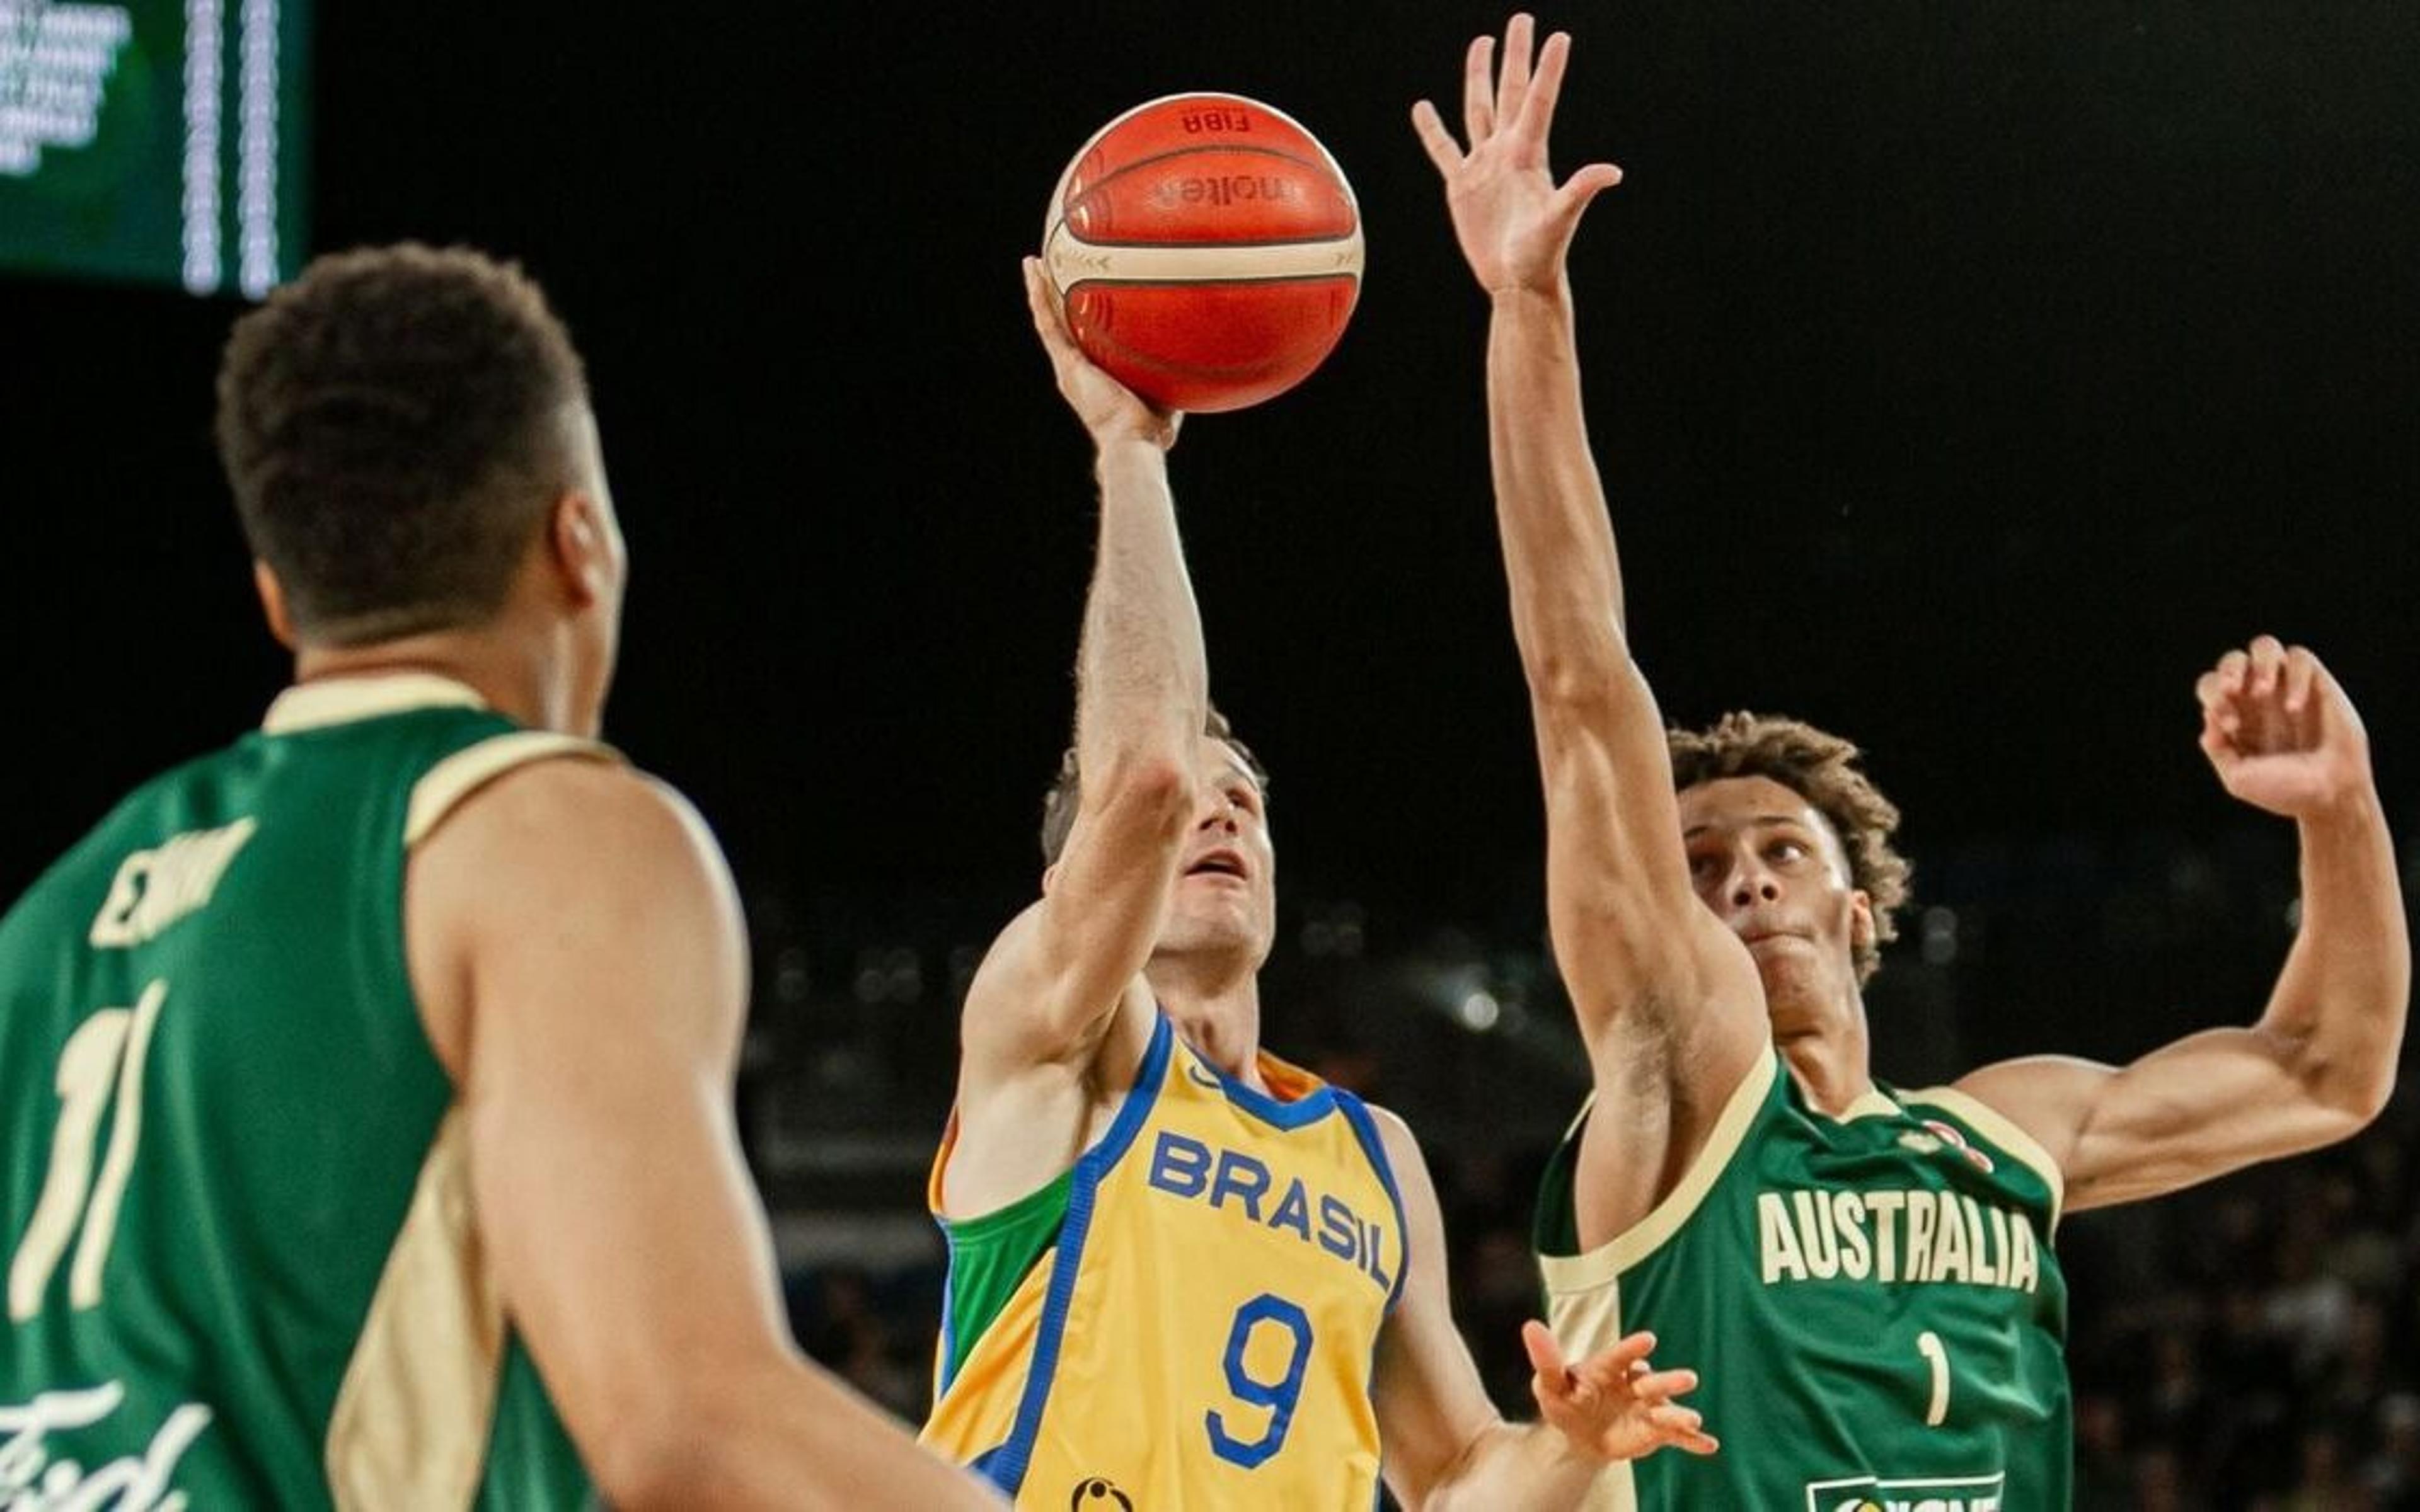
[1676,776,1872,1033]
[1157,738,1277,966]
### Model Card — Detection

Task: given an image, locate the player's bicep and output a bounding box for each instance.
[417,765,790,1461]
[1960,1030,2363,1212]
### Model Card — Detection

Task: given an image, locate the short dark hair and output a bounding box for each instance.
[1040,706,1268,864]
[1668,713,1912,983]
[214,243,591,644]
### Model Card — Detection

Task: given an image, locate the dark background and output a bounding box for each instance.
[5,1,2412,947]
[4,4,2417,1500]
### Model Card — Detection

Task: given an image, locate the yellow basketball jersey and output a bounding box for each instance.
[923,1014,1405,1508]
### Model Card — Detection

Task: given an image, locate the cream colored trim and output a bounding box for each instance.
[1545,1278,1637,1511]
[262,673,486,734]
[1045,225,1366,287]
[1584,1455,1639,1509]
[326,1111,500,1511]
[1826,1089,1903,1123]
[1540,1051,1778,1293]
[1903,1085,2068,1232]
[405,733,619,848]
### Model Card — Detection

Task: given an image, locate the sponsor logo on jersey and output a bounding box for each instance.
[0,1381,210,1508]
[1807,1469,2006,1512]
[1069,1477,1133,1509]
[1918,1120,1996,1173]
[1757,1188,2042,1292]
[1145,1130,1394,1292]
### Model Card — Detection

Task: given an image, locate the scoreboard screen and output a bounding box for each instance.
[0,0,308,297]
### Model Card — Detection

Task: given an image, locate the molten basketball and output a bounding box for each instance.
[1041,93,1363,413]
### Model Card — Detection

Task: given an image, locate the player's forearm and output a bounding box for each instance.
[1420,1420,1608,1512]
[1485,284,1634,703]
[598,1354,1005,1510]
[2261,787,2409,1121]
[1073,437,1208,779]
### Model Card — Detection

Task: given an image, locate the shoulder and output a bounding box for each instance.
[417,753,727,888]
[1356,1102,1438,1202]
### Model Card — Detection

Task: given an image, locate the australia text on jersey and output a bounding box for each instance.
[1144,1131,1393,1292]
[1758,1188,2043,1292]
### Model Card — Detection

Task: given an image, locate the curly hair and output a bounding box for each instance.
[214,243,591,645]
[1039,706,1268,864]
[1668,713,1911,983]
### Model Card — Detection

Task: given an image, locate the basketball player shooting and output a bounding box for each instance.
[915,259,1717,1508]
[1415,15,2409,1508]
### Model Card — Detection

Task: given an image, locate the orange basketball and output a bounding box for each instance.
[1041,93,1363,413]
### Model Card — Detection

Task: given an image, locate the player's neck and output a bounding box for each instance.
[1776,992,1878,1114]
[1149,959,1265,1087]
[291,629,584,736]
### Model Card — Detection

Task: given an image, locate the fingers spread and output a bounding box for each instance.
[1521,1318,1571,1385]
[1497,14,1538,134]
[1463,34,1498,145]
[1627,1366,1700,1402]
[1517,29,1572,147]
[1410,100,1465,175]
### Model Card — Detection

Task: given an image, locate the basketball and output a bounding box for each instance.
[1041,93,1363,413]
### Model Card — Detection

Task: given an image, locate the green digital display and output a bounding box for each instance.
[0,0,309,297]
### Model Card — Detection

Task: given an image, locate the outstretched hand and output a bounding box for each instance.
[1022,257,1180,451]
[1523,1320,1719,1463]
[1412,14,1623,296]
[2195,636,2374,821]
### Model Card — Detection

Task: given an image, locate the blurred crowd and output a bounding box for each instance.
[780,1077,2419,1510]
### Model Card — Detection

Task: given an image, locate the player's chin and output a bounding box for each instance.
[1754,958,1839,1029]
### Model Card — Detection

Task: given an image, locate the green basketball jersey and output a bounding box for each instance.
[0,673,611,1508]
[1537,1051,2071,1511]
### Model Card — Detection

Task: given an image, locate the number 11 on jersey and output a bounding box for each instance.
[8,981,169,1322]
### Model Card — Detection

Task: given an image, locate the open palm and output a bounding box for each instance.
[1412,14,1623,295]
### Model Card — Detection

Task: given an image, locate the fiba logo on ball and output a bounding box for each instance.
[1068,1477,1133,1509]
[1040,91,1363,414]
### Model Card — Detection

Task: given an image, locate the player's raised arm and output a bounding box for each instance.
[1363,1108,1715,1509]
[1954,638,2408,1213]
[1414,20,1766,1116]
[410,759,1002,1509]
[953,261,1204,1085]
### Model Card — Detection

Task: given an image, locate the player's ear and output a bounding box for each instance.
[1849,891,1876,952]
[1041,861,1063,896]
[253,560,297,650]
[544,490,614,610]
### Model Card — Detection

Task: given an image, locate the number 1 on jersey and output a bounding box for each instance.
[8,981,168,1322]
[1916,1329,1951,1426]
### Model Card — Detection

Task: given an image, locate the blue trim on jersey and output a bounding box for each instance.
[1334,1092,1411,1315]
[969,1443,1006,1489]
[1181,1039,1340,1130]
[987,1015,1176,1497]
[933,1258,962,1399]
